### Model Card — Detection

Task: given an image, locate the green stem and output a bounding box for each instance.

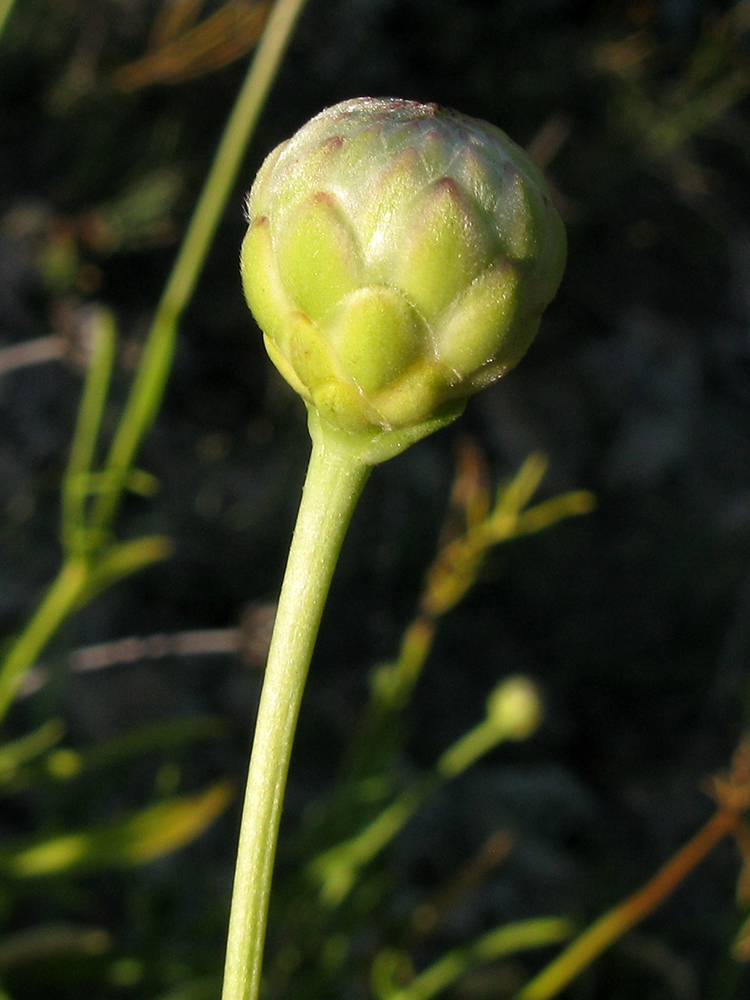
[61,308,117,554]
[0,558,89,723]
[0,0,309,729]
[221,434,371,1000]
[311,694,530,908]
[0,0,17,40]
[391,917,573,1000]
[91,0,309,536]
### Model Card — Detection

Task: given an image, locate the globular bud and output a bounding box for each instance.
[485,676,543,741]
[242,98,566,463]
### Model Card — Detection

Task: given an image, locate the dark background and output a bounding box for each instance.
[1,0,749,997]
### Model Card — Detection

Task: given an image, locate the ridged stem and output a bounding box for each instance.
[221,434,370,1000]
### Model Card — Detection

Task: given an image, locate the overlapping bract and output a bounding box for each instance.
[241,98,566,452]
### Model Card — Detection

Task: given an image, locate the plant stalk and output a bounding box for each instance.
[0,558,90,722]
[221,434,370,1000]
[0,0,17,40]
[0,0,309,731]
[91,0,309,535]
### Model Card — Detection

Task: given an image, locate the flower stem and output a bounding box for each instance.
[221,433,370,1000]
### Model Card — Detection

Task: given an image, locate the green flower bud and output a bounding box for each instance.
[242,97,566,463]
[485,675,543,741]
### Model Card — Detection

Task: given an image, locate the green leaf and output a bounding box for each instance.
[2,780,233,877]
[0,720,66,786]
[376,917,573,1000]
[77,535,173,607]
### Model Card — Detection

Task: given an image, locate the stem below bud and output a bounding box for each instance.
[221,437,370,1000]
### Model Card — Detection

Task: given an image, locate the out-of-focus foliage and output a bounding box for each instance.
[0,709,234,997]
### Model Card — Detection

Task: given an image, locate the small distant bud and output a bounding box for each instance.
[485,675,543,741]
[242,98,566,462]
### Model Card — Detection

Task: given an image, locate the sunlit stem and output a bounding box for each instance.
[0,0,17,39]
[221,434,370,1000]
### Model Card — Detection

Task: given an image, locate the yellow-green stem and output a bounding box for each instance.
[62,308,117,554]
[221,434,370,1000]
[0,0,17,39]
[391,917,573,1000]
[0,558,89,723]
[91,0,309,535]
[0,0,309,731]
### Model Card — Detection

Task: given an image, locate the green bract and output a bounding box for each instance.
[241,97,566,463]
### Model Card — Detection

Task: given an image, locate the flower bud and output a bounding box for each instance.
[242,98,566,462]
[485,675,543,741]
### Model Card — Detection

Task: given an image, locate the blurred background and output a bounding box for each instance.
[0,0,749,997]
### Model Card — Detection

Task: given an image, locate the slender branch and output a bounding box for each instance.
[221,436,370,1000]
[0,335,66,376]
[17,603,276,698]
[515,805,742,1000]
[61,308,117,553]
[0,558,90,724]
[392,917,573,1000]
[0,0,309,729]
[0,0,18,41]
